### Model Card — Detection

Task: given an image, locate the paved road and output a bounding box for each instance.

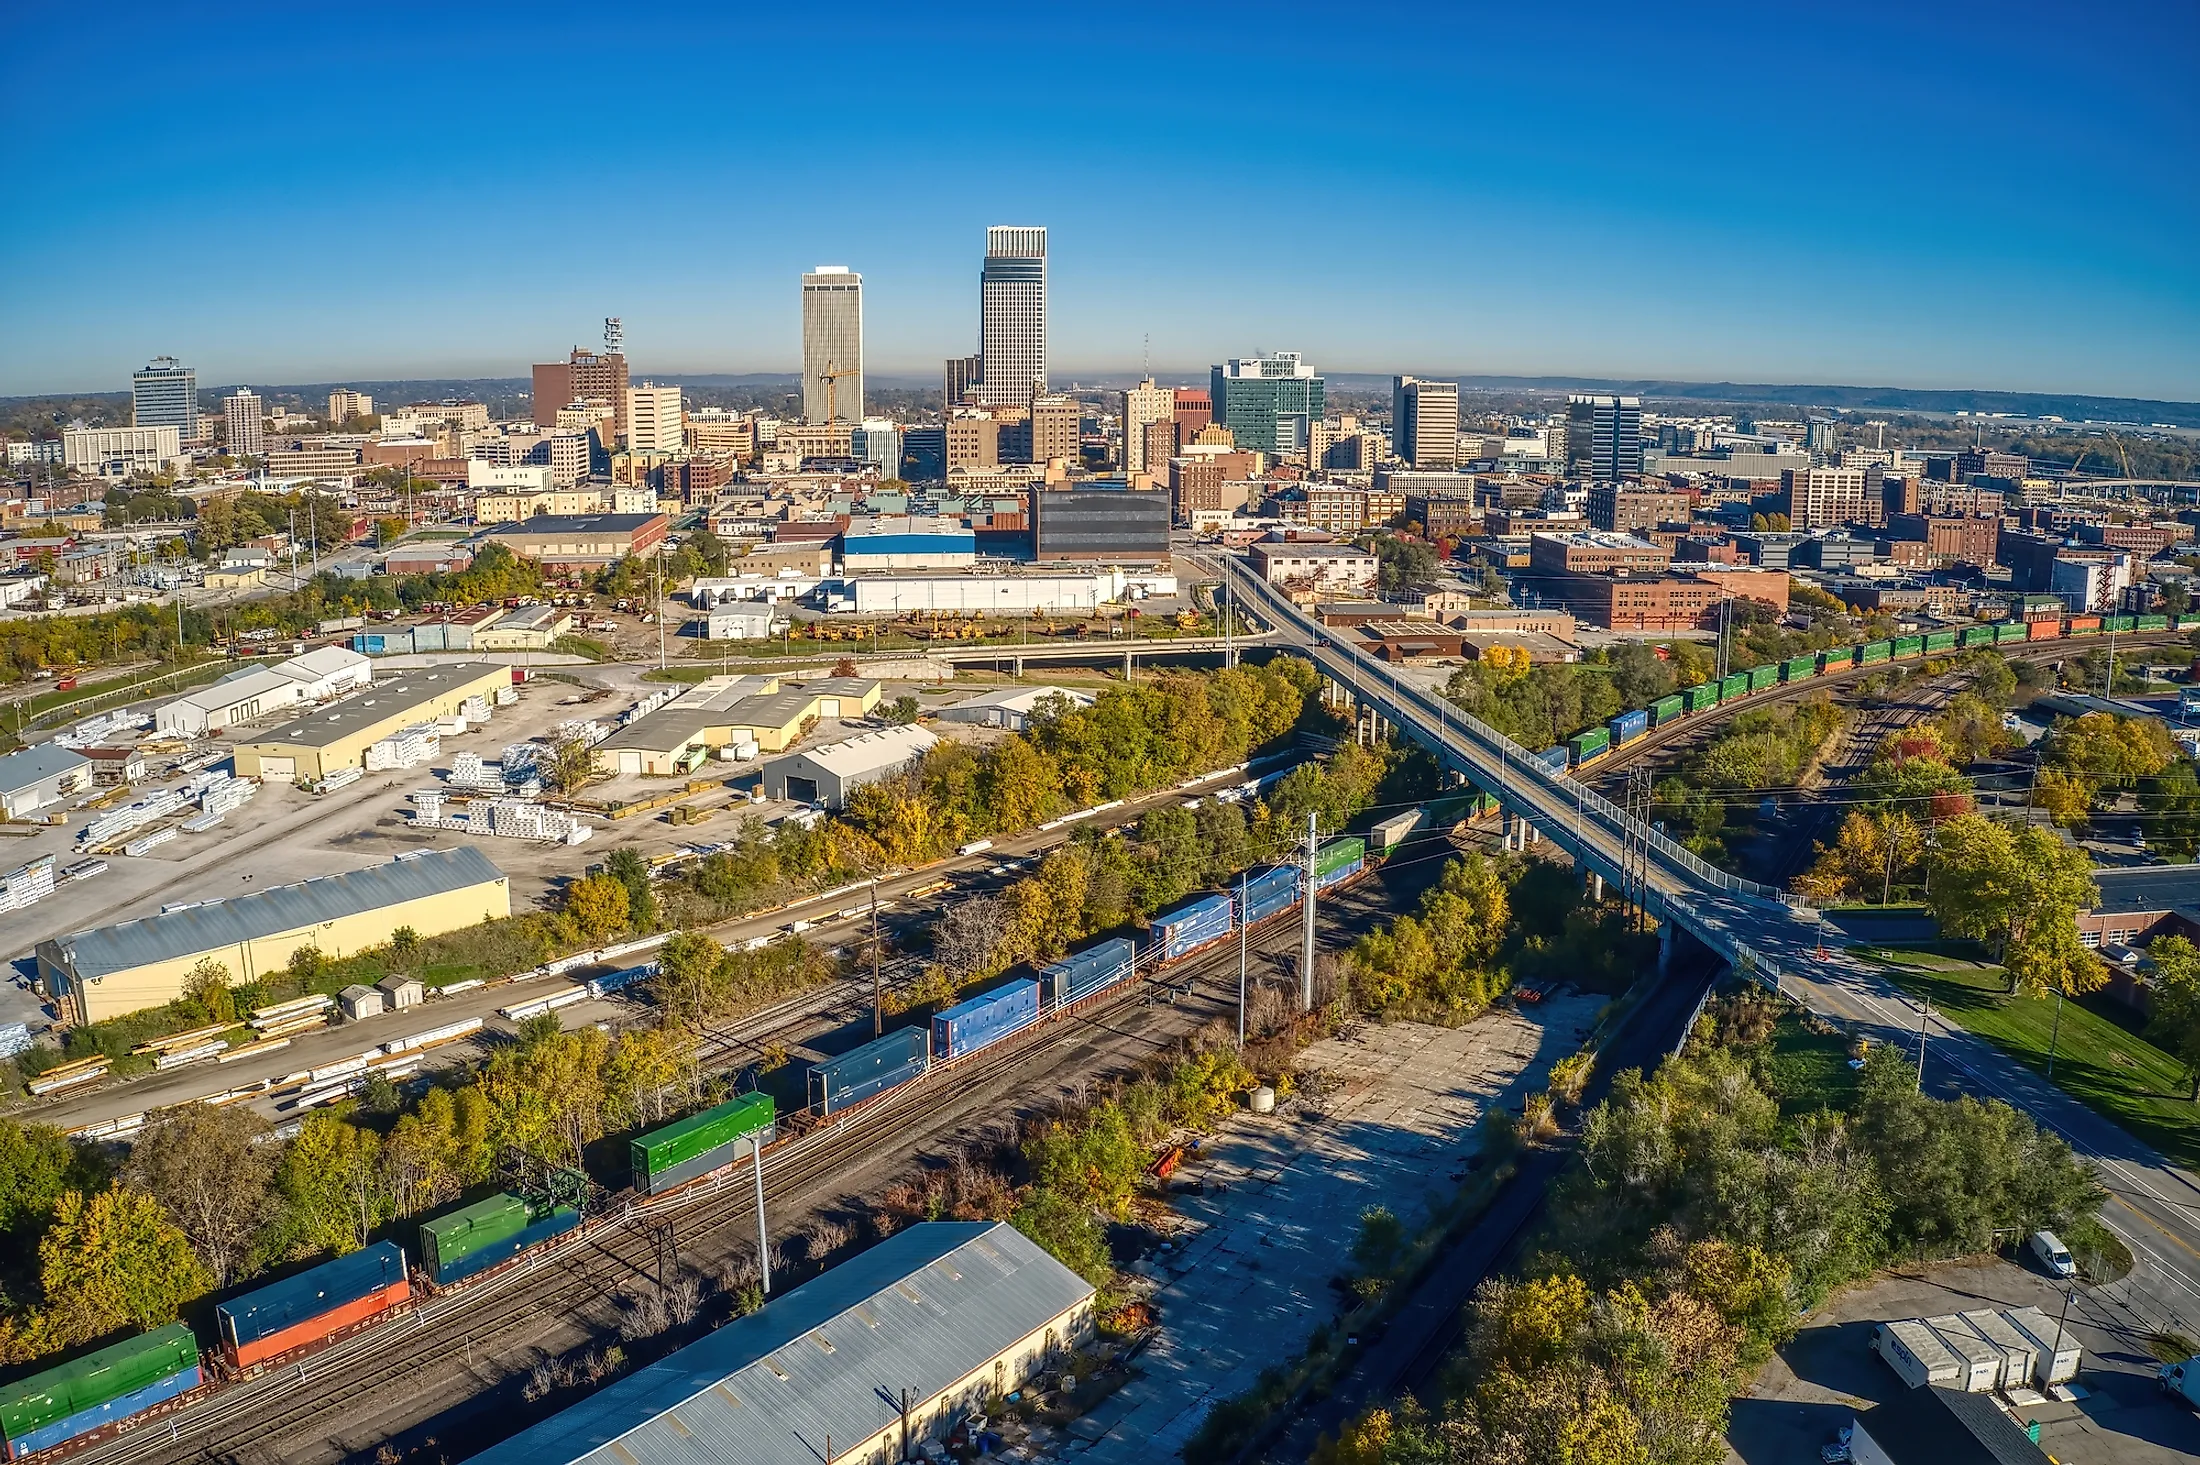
[1213,551,2200,1346]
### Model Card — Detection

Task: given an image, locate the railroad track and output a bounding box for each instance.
[85,879,1396,1465]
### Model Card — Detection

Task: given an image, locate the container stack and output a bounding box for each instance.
[630,1092,775,1195]
[418,1192,581,1285]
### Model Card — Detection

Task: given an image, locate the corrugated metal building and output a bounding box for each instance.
[36,847,510,1024]
[229,662,511,780]
[596,676,884,775]
[0,744,94,818]
[761,724,937,809]
[463,1222,1093,1465]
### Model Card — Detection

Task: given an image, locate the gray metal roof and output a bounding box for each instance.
[464,1222,1092,1465]
[38,847,508,982]
[236,663,504,749]
[2089,865,2200,914]
[0,743,92,795]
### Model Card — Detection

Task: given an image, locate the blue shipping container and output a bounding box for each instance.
[1610,709,1649,746]
[350,633,387,655]
[809,1026,929,1113]
[1531,745,1570,775]
[1239,864,1300,926]
[7,1365,200,1457]
[932,980,1041,1061]
[1043,937,1136,1008]
[218,1242,406,1349]
[1152,892,1235,961]
[428,1208,580,1285]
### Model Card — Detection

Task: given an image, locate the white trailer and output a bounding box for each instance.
[2003,1306,2082,1387]
[1956,1310,2036,1389]
[1924,1315,2004,1392]
[1873,1321,1963,1390]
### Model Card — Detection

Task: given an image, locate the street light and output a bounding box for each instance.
[2045,986,2068,1078]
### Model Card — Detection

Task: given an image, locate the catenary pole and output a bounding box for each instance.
[1300,811,1319,1011]
[1237,870,1248,1050]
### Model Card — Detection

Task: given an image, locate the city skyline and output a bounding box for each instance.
[3,0,2195,401]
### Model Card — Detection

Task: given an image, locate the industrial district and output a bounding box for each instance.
[5,227,2200,1465]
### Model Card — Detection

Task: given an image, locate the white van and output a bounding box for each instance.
[2028,1230,2078,1279]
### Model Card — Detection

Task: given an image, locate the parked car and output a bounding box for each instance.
[2028,1229,2078,1279]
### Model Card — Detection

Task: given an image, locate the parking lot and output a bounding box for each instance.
[1728,1256,2200,1465]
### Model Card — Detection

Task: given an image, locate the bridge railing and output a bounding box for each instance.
[1226,557,1808,910]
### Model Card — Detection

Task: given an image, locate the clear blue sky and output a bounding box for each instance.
[4,0,2196,400]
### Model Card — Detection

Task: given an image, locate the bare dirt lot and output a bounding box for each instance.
[1729,1256,2200,1465]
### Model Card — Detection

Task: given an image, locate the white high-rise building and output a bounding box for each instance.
[979,226,1047,408]
[1122,377,1174,474]
[223,390,266,458]
[1392,376,1459,469]
[801,267,863,424]
[132,356,198,445]
[852,418,902,479]
[328,388,374,424]
[625,383,684,454]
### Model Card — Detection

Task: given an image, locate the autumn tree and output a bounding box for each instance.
[381,1086,495,1216]
[275,1112,391,1257]
[653,930,725,1030]
[1924,814,2102,997]
[37,1187,211,1345]
[180,957,236,1025]
[123,1107,272,1286]
[0,1119,89,1241]
[563,872,631,941]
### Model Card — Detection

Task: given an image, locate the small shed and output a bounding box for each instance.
[338,983,386,1021]
[375,974,425,1011]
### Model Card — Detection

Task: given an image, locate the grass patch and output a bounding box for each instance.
[553,635,612,661]
[1762,1014,1861,1117]
[12,656,242,730]
[1866,949,2200,1171]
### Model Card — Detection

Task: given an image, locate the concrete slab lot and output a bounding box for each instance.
[1054,993,1604,1463]
[1729,1257,2200,1465]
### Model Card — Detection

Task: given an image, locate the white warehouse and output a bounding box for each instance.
[155,646,373,737]
[818,569,1178,616]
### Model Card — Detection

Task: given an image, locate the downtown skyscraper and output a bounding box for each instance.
[801,266,863,424]
[978,226,1046,408]
[132,356,198,445]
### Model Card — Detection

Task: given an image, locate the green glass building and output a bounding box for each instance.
[1210,352,1324,454]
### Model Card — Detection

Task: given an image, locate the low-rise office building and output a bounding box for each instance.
[229,663,511,781]
[1033,488,1172,562]
[1247,540,1379,595]
[476,513,669,568]
[36,847,510,1024]
[762,724,938,808]
[817,568,1167,616]
[1526,531,1669,576]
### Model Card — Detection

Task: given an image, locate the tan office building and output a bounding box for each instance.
[230,663,512,781]
[37,847,510,1025]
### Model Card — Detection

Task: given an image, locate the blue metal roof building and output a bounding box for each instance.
[462,1222,1094,1465]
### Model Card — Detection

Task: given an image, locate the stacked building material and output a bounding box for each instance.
[78,789,188,848]
[0,856,57,913]
[124,826,179,857]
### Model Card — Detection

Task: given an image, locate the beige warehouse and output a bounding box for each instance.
[594,674,882,776]
[229,662,511,781]
[36,847,511,1025]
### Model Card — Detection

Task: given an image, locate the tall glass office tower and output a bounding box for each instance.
[979,226,1046,408]
[801,267,863,424]
[132,356,198,444]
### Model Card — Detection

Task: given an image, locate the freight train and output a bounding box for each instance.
[0,836,1375,1461]
[1554,612,2181,775]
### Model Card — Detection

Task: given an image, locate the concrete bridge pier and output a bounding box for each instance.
[1659,919,1674,975]
[1587,871,1604,902]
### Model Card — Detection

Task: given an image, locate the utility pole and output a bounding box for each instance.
[1236,871,1249,1050]
[656,545,667,670]
[870,881,883,1039]
[1916,996,1931,1087]
[1300,812,1320,1011]
[2046,986,2067,1077]
[752,1133,771,1294]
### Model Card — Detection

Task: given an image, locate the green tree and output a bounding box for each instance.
[180,957,235,1025]
[0,1119,84,1239]
[122,1107,272,1286]
[37,1187,212,1345]
[654,929,725,1028]
[2144,935,2200,1099]
[1924,815,2103,996]
[1009,1189,1112,1287]
[275,1112,391,1256]
[603,848,658,932]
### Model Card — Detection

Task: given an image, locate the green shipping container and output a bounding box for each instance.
[1859,640,1892,664]
[1316,837,1366,877]
[1568,727,1611,761]
[2138,614,2170,631]
[1994,622,2028,643]
[1685,683,1720,713]
[420,1192,532,1274]
[1748,664,1779,691]
[632,1092,775,1183]
[1925,630,1958,653]
[1650,693,1686,725]
[1892,635,1925,658]
[0,1324,198,1442]
[1781,655,1817,682]
[1960,625,1995,648]
[1719,672,1749,700]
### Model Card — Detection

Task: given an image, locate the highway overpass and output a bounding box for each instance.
[1215,552,2200,1344]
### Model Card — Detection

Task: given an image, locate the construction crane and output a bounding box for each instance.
[818,361,855,425]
